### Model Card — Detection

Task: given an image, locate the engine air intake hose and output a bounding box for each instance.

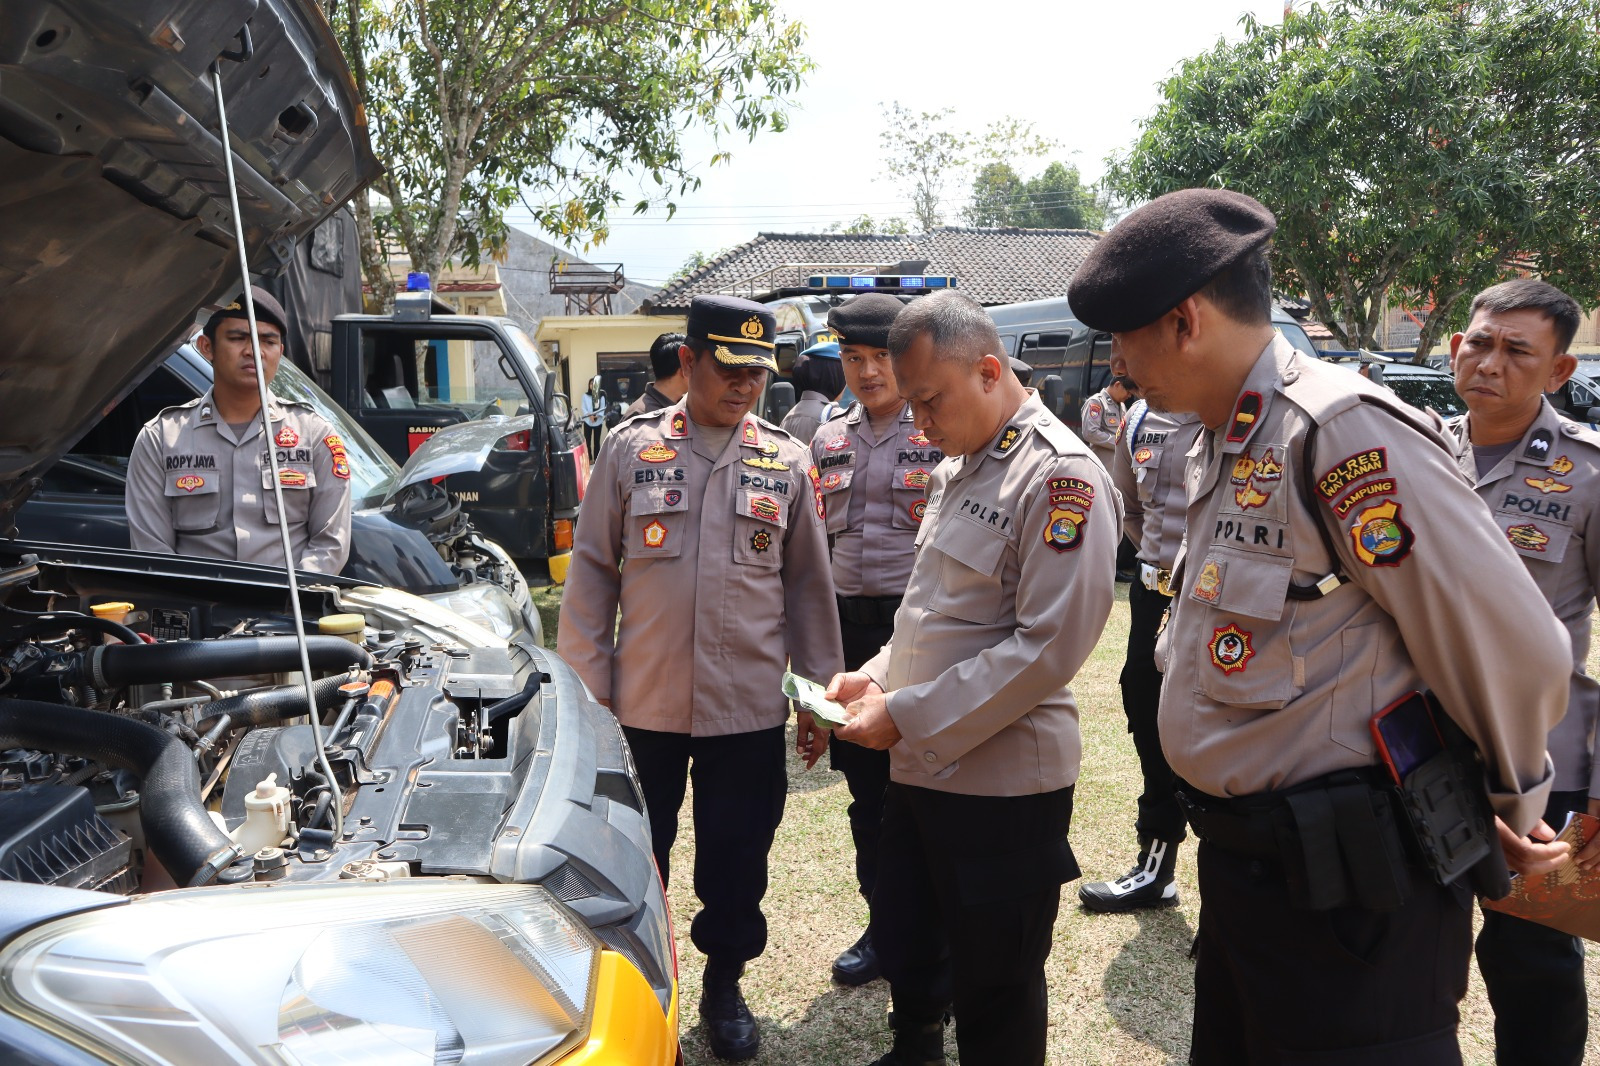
[195,674,351,732]
[79,636,372,689]
[0,699,239,886]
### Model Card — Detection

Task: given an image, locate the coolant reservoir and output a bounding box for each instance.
[317,613,366,645]
[231,773,291,856]
[91,602,134,623]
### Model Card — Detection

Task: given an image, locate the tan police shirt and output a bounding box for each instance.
[126,388,352,573]
[1447,399,1600,799]
[557,401,843,736]
[780,390,833,449]
[860,392,1122,796]
[621,383,674,420]
[1161,336,1566,834]
[811,403,943,599]
[1113,400,1203,572]
[1080,387,1124,468]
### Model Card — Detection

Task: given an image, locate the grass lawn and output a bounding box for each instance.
[532,583,1600,1065]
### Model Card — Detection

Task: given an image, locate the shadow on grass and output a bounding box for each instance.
[680,979,895,1065]
[1101,905,1197,1065]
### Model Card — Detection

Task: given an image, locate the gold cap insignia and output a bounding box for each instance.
[740,316,765,340]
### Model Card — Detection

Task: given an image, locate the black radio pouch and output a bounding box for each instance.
[1417,699,1512,900]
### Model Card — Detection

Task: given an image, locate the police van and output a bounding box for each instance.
[987,296,1319,435]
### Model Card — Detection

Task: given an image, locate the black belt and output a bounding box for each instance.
[837,594,902,627]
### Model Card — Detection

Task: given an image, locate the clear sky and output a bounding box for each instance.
[506,0,1289,287]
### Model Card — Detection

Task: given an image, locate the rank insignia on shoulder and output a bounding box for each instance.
[1225,391,1262,444]
[742,423,760,447]
[1551,455,1575,475]
[275,425,299,447]
[642,520,668,549]
[1524,428,1553,460]
[1209,623,1253,674]
[1506,523,1550,552]
[743,456,787,471]
[639,441,678,463]
[994,426,1022,454]
[669,411,688,437]
[1523,476,1572,495]
[749,529,772,554]
[278,469,307,487]
[1193,559,1224,603]
[175,474,205,492]
[1043,503,1087,552]
[1349,499,1414,567]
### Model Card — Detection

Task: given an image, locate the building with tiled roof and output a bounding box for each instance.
[642,228,1103,312]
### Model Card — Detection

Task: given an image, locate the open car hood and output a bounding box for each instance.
[386,416,545,501]
[0,0,380,528]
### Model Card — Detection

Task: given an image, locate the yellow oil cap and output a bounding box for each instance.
[317,613,366,644]
[91,602,135,623]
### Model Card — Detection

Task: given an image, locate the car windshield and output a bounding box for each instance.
[1387,373,1465,418]
[1274,321,1318,359]
[265,354,398,506]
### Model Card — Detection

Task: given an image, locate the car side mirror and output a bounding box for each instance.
[1584,406,1600,424]
[548,392,571,425]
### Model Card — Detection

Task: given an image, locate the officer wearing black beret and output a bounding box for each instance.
[1070,189,1570,1064]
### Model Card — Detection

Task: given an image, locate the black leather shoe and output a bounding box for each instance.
[865,1012,946,1065]
[831,929,881,985]
[699,959,759,1061]
[1078,836,1180,913]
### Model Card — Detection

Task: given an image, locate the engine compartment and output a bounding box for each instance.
[0,548,673,1010]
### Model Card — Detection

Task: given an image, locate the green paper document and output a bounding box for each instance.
[781,671,851,730]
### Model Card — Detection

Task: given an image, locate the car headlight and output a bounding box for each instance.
[0,881,598,1065]
[423,583,518,640]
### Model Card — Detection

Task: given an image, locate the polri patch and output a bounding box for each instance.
[822,471,845,491]
[1317,448,1388,500]
[1209,623,1253,674]
[1349,499,1413,567]
[1225,392,1262,444]
[639,442,678,463]
[750,495,781,522]
[1048,476,1095,507]
[664,489,683,507]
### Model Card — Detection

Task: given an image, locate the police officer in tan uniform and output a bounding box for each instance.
[126,288,352,573]
[1444,279,1600,1066]
[1069,189,1571,1065]
[809,293,940,987]
[1078,398,1203,912]
[828,291,1121,1066]
[1080,376,1132,467]
[557,294,842,1061]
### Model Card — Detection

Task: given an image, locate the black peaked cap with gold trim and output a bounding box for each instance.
[688,294,778,373]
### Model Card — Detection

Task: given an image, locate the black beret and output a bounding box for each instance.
[208,285,289,336]
[687,294,778,372]
[1068,188,1277,333]
[828,293,903,349]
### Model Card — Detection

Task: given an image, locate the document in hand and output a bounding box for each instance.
[1481,813,1600,942]
[780,671,851,730]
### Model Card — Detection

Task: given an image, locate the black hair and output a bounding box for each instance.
[791,353,845,399]
[1468,279,1581,352]
[1197,247,1272,326]
[887,290,1002,363]
[649,332,687,380]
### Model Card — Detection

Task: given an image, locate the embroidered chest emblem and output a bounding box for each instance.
[642,520,668,549]
[639,442,678,463]
[1209,624,1254,674]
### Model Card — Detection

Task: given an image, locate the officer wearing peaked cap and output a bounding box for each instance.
[558,294,842,1062]
[1069,188,1570,1064]
[808,292,941,989]
[126,287,352,573]
[1444,278,1600,1066]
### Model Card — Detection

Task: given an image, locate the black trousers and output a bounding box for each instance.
[1120,578,1186,842]
[1190,838,1472,1065]
[1475,788,1590,1066]
[829,611,894,903]
[622,724,786,965]
[875,782,1078,1066]
[583,421,602,456]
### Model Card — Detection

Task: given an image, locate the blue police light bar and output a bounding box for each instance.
[406,271,431,291]
[806,274,959,291]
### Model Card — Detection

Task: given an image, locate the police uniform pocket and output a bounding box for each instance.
[892,465,933,530]
[1131,445,1163,505]
[628,483,688,560]
[1493,510,1571,564]
[733,487,789,568]
[819,467,854,534]
[927,514,1008,624]
[166,475,221,533]
[1191,550,1299,710]
[261,465,315,527]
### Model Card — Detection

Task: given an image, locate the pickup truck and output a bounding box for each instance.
[317,290,585,582]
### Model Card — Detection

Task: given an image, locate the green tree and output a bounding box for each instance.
[879,105,1054,231]
[337,1,811,307]
[824,213,910,235]
[1108,0,1600,357]
[965,160,1106,229]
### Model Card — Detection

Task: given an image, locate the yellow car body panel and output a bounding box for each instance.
[547,550,572,585]
[556,950,679,1065]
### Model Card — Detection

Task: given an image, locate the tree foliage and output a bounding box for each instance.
[1108,0,1600,357]
[335,0,811,306]
[878,105,1055,231]
[826,213,910,235]
[965,161,1107,230]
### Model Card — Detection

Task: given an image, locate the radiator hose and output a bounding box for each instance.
[195,673,351,732]
[76,636,371,689]
[0,699,238,886]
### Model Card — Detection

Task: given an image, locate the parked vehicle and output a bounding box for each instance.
[0,2,677,1061]
[13,343,542,642]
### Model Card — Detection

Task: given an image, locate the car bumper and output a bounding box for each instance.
[548,550,573,585]
[556,951,679,1065]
